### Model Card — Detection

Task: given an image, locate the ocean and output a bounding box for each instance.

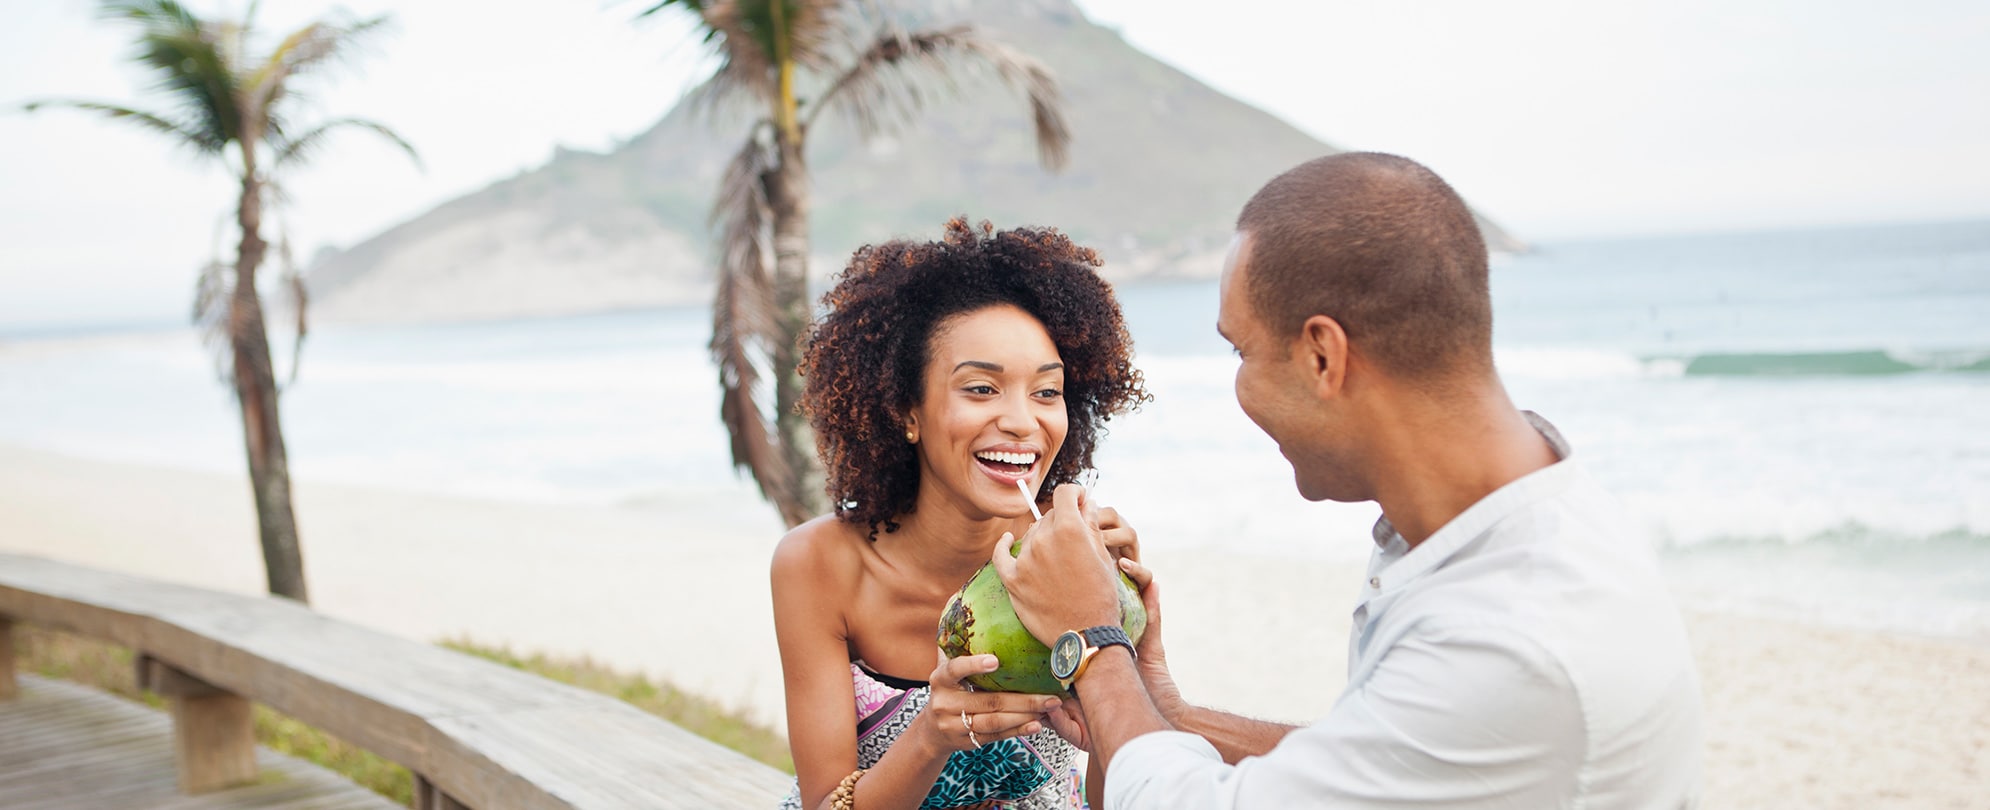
[2,219,1986,643]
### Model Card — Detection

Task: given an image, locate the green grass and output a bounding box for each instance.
[12,625,793,807]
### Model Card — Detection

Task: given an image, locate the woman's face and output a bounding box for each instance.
[906,304,1069,522]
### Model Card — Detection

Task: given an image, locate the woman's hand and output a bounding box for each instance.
[1117,556,1187,721]
[923,651,1064,755]
[1096,505,1140,564]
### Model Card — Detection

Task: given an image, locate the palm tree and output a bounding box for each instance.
[25,0,418,603]
[641,0,1071,526]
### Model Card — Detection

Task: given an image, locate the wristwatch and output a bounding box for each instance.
[1050,625,1135,691]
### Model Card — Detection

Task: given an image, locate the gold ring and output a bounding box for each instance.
[961,710,981,749]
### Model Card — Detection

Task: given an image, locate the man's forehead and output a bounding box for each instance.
[1221,232,1250,276]
[1217,232,1250,338]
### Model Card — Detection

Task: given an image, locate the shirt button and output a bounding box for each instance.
[1369,577,1381,589]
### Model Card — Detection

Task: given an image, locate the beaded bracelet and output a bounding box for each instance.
[830,768,866,810]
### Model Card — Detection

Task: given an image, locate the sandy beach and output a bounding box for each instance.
[2,443,1985,808]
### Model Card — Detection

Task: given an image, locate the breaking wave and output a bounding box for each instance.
[1671,348,1990,377]
[1492,347,1990,381]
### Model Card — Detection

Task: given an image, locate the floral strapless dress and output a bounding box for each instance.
[777,663,1082,809]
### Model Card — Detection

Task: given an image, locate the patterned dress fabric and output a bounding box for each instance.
[778,663,1083,809]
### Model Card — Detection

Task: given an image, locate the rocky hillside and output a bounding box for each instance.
[309,0,1522,323]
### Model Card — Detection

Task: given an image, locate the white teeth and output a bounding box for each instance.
[975,450,1038,466]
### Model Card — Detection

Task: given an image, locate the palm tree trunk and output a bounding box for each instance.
[764,135,825,523]
[231,171,309,603]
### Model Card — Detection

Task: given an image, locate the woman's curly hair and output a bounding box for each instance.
[800,218,1150,537]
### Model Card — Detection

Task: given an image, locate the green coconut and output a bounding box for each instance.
[936,548,1147,695]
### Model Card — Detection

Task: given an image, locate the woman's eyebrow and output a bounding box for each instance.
[951,360,1065,373]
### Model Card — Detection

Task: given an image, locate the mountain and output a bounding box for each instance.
[308,0,1523,323]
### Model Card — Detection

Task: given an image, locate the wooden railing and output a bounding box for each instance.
[0,552,792,809]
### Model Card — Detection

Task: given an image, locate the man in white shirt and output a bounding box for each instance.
[994,153,1703,808]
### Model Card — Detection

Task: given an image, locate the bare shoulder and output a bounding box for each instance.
[771,514,870,591]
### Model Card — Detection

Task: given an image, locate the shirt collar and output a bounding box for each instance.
[1363,411,1575,595]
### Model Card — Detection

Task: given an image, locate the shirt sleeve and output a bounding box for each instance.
[1105,731,1231,807]
[1106,620,1584,809]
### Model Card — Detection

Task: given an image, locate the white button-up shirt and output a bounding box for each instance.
[1107,415,1703,809]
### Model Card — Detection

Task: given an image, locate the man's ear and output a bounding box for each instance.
[1297,314,1349,398]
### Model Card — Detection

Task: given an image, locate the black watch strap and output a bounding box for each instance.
[1081,624,1135,659]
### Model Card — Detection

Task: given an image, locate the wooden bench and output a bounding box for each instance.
[0,552,792,808]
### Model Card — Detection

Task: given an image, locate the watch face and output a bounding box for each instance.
[1050,631,1084,679]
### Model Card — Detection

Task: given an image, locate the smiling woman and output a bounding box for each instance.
[768,218,1148,809]
[801,218,1150,538]
[910,305,1071,510]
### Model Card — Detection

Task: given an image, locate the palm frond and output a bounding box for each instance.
[672,69,764,124]
[239,180,307,391]
[275,230,308,391]
[99,0,198,33]
[637,0,713,25]
[809,23,1071,170]
[191,199,235,386]
[191,257,234,384]
[20,99,222,154]
[711,125,776,282]
[754,0,844,71]
[103,0,243,151]
[708,130,805,523]
[249,13,391,119]
[269,116,421,171]
[654,0,846,107]
[714,270,803,522]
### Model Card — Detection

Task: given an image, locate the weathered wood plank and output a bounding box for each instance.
[0,551,794,808]
[417,775,473,810]
[171,691,259,793]
[140,655,264,793]
[0,675,400,810]
[0,615,15,700]
[142,653,232,698]
[425,702,797,809]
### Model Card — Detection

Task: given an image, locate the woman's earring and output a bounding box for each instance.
[906,429,917,444]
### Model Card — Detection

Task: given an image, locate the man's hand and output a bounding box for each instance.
[1040,694,1093,752]
[993,484,1122,645]
[997,487,1182,778]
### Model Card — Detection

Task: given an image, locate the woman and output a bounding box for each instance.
[774,219,1149,809]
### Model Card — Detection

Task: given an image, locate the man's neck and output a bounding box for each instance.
[1364,383,1559,548]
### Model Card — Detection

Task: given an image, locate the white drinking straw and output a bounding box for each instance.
[1017,478,1043,521]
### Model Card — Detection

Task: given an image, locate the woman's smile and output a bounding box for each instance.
[972,443,1041,486]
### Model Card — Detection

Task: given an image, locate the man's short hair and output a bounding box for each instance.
[1237,152,1493,382]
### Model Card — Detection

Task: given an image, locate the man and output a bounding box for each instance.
[995,153,1703,808]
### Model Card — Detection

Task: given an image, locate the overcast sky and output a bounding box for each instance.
[2,0,1986,328]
